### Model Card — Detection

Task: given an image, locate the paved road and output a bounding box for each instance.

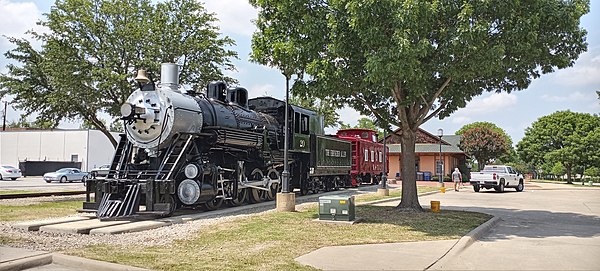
[299,182,600,270]
[412,182,600,270]
[0,176,85,192]
[426,182,600,270]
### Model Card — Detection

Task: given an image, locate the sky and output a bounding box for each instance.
[1,0,599,145]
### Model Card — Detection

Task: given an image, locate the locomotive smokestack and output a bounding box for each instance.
[160,63,179,92]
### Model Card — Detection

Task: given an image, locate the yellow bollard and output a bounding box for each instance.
[440,187,446,193]
[431,201,440,212]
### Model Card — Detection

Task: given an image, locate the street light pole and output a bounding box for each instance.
[276,74,295,211]
[382,129,387,189]
[438,128,444,187]
[377,129,389,196]
[282,76,290,193]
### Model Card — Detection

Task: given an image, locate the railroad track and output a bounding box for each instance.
[0,191,87,199]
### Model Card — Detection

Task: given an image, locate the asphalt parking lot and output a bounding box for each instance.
[0,176,85,192]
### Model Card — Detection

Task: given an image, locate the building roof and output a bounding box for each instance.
[386,132,466,155]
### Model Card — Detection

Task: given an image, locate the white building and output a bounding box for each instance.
[0,129,118,172]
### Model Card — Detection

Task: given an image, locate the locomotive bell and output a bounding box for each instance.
[135,69,150,84]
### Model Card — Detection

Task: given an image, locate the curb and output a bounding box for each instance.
[426,216,501,270]
[0,252,149,271]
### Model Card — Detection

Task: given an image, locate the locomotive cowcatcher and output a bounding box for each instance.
[83,63,352,219]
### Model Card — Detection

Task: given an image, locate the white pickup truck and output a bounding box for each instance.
[470,165,524,193]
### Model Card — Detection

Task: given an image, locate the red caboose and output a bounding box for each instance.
[336,129,389,187]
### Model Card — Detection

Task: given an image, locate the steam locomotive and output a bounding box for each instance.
[83,63,354,219]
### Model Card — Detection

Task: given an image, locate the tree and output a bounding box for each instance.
[289,92,339,128]
[550,162,566,179]
[339,117,384,140]
[0,0,237,147]
[250,0,589,211]
[8,116,54,129]
[457,122,512,168]
[517,111,600,184]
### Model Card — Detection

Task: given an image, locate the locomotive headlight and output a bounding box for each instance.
[120,103,134,118]
[184,164,199,179]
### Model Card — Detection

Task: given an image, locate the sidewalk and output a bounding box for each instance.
[295,188,499,270]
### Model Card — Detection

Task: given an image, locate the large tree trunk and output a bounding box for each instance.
[396,129,423,211]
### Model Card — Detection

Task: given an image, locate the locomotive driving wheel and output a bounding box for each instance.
[249,168,265,203]
[227,186,247,206]
[264,169,280,201]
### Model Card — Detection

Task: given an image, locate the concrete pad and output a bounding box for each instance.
[89,220,171,235]
[51,253,149,271]
[39,219,131,234]
[295,240,457,270]
[12,217,93,231]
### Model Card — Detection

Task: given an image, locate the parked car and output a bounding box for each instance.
[90,164,111,178]
[43,168,88,183]
[0,165,22,180]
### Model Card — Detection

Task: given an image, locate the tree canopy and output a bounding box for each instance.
[250,0,589,211]
[517,111,600,183]
[456,122,513,168]
[340,117,384,140]
[0,0,237,147]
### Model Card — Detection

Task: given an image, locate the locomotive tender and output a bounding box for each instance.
[84,63,352,218]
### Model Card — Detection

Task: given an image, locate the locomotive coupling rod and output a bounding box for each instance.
[238,183,271,191]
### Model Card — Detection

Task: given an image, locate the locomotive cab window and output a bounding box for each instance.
[301,114,309,135]
[294,112,301,133]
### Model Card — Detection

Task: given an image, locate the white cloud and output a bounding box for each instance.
[450,116,472,125]
[541,91,587,102]
[247,83,276,98]
[550,48,600,87]
[456,92,518,115]
[0,0,45,44]
[336,107,363,127]
[202,0,258,37]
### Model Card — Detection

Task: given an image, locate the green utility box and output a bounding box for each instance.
[319,195,355,221]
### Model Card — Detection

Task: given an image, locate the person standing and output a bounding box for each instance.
[452,168,462,191]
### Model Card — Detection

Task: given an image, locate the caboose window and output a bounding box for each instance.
[364,149,368,161]
[371,150,374,162]
[361,132,368,139]
[379,151,383,162]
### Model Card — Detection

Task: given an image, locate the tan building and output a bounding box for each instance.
[383,129,469,181]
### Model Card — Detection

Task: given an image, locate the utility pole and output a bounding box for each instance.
[2,100,7,131]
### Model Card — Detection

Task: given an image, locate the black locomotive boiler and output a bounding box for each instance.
[83,63,352,219]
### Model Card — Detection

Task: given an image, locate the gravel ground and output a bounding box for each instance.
[0,196,320,252]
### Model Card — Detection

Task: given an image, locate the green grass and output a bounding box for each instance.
[0,200,81,221]
[70,204,491,271]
